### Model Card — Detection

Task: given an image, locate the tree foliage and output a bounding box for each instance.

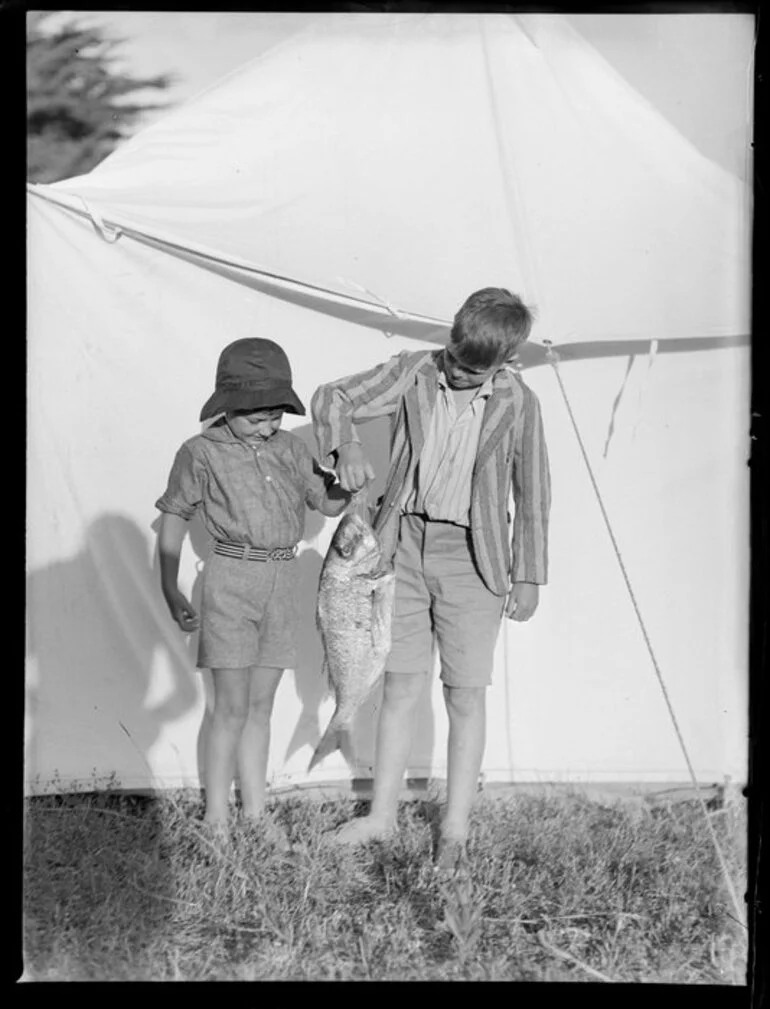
[27,12,175,184]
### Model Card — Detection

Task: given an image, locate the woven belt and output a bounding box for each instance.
[214,540,297,562]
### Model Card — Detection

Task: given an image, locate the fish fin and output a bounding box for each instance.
[308,720,343,772]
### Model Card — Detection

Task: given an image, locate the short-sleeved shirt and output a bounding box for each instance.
[155,419,335,548]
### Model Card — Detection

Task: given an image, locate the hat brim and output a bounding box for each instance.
[200,385,306,422]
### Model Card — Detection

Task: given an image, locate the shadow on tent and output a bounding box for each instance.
[146,513,210,791]
[25,513,203,960]
[26,514,203,795]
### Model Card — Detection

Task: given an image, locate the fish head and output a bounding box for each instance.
[329,512,383,575]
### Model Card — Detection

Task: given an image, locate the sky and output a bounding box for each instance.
[43,11,755,180]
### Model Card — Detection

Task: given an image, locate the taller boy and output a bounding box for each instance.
[311,288,551,867]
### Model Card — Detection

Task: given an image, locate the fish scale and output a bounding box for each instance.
[308,510,396,772]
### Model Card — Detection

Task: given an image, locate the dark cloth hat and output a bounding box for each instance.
[200,338,306,421]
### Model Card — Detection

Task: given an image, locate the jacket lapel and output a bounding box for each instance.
[403,359,439,457]
[474,371,519,475]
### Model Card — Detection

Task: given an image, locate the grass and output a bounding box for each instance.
[21,782,747,982]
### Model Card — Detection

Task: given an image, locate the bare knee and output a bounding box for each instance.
[210,668,251,729]
[443,685,486,719]
[247,695,275,724]
[247,666,283,722]
[213,699,248,730]
[382,671,426,709]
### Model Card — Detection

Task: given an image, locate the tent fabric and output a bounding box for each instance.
[50,13,749,345]
[26,13,750,795]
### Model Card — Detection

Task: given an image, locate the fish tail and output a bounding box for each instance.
[308,719,344,772]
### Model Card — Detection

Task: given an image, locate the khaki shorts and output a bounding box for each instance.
[386,515,506,687]
[197,552,299,671]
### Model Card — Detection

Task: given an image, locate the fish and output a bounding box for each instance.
[308,509,396,772]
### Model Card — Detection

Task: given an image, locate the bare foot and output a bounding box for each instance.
[434,837,467,873]
[329,815,396,847]
[439,819,468,845]
[199,819,229,855]
[241,813,292,853]
[202,817,229,836]
[434,824,469,873]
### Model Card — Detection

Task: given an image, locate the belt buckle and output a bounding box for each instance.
[270,546,294,561]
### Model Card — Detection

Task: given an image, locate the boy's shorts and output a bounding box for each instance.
[197,552,299,671]
[386,514,506,687]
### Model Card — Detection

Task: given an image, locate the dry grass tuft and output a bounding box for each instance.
[22,781,748,982]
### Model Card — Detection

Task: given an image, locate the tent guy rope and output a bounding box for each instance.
[78,195,123,244]
[28,185,748,365]
[543,339,746,931]
[27,185,450,337]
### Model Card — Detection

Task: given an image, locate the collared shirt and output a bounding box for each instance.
[155,419,339,548]
[402,369,494,526]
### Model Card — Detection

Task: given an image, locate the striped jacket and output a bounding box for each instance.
[311,349,550,596]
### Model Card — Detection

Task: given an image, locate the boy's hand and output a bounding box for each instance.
[505,582,539,622]
[336,442,376,493]
[163,587,199,633]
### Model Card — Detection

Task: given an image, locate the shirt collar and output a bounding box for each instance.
[477,375,496,399]
[201,417,237,442]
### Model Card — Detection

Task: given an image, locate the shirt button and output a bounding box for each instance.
[266,476,272,482]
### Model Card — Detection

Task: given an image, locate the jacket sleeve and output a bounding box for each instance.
[511,386,551,584]
[291,435,348,517]
[311,351,426,466]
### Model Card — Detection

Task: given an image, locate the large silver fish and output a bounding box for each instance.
[308,510,396,772]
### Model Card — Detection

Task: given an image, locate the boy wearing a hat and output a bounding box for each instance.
[156,339,352,837]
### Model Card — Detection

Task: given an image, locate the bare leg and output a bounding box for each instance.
[333,671,427,845]
[237,666,284,819]
[441,684,487,843]
[204,668,250,827]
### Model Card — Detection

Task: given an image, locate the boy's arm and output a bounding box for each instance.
[310,350,428,466]
[509,385,551,617]
[155,441,204,630]
[300,447,353,518]
[158,512,199,632]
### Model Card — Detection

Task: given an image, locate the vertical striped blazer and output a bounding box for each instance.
[311,349,550,596]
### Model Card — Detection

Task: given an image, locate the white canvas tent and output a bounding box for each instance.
[26,13,751,797]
